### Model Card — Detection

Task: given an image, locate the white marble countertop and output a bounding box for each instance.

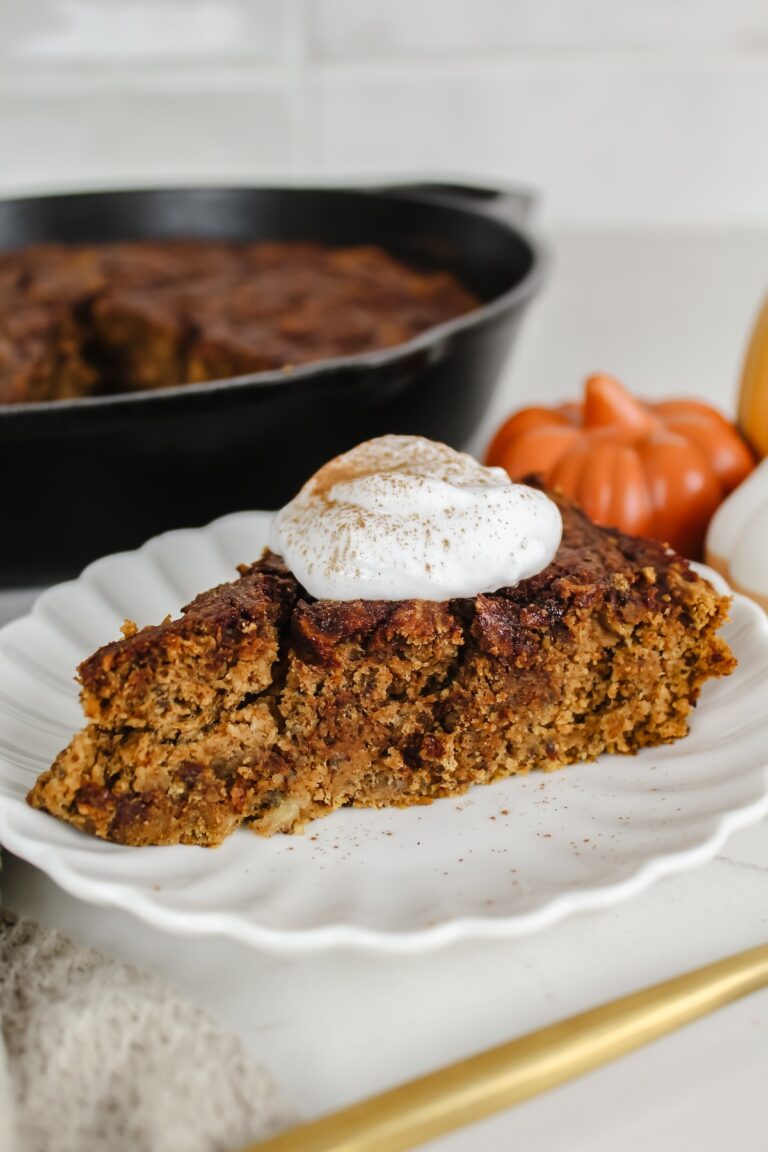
[3,229,767,1151]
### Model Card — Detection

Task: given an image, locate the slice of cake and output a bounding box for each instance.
[27,454,735,846]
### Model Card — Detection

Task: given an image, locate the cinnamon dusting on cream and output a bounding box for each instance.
[269,435,562,601]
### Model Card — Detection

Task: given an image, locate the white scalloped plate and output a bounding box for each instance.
[1,512,767,954]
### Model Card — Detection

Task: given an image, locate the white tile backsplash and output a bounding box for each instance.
[0,88,294,189]
[307,0,768,58]
[0,0,766,226]
[303,59,768,226]
[0,0,286,62]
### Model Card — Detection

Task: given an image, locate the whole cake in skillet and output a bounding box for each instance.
[27,437,736,846]
[0,241,478,403]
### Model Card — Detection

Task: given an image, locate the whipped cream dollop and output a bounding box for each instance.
[269,435,562,601]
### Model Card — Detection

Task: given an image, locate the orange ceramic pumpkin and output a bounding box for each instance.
[486,375,755,558]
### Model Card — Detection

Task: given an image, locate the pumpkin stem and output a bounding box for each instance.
[583,374,657,432]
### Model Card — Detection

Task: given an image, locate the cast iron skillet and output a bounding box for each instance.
[0,183,544,585]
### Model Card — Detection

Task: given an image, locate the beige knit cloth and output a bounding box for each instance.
[0,911,294,1152]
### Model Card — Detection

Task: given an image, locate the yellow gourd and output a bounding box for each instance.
[738,297,768,458]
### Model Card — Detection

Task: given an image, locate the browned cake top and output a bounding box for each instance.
[78,489,702,693]
[79,566,296,699]
[0,240,479,403]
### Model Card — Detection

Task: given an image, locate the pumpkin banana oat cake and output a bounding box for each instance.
[27,487,735,846]
[0,240,478,402]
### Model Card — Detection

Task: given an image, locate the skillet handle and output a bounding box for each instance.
[371,181,536,228]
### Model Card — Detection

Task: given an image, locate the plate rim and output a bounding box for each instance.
[1,787,767,955]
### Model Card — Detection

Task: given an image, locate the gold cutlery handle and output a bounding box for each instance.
[247,943,768,1152]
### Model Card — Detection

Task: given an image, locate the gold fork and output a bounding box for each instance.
[243,943,768,1152]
